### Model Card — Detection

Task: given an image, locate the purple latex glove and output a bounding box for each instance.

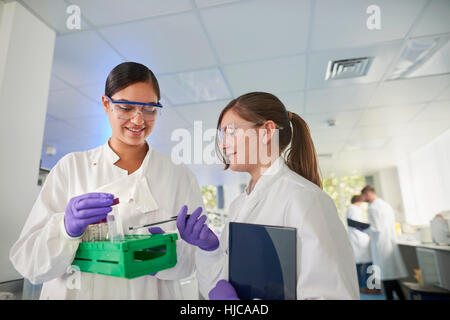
[209,280,239,300]
[148,227,165,276]
[148,227,165,235]
[64,192,114,237]
[176,205,219,251]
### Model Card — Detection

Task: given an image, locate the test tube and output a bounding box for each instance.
[107,207,124,241]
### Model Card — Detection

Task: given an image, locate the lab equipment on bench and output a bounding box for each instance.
[430,211,450,245]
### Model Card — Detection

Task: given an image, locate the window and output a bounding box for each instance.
[201,185,217,209]
[322,174,368,221]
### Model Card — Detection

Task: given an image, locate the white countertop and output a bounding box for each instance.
[397,240,450,252]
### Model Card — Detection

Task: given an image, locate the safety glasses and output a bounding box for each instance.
[106,96,163,121]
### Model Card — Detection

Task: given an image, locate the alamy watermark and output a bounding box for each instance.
[366,5,381,30]
[170,121,281,172]
[66,5,81,30]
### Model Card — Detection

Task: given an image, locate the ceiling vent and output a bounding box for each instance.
[325,57,372,80]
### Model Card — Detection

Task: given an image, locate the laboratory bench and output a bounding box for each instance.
[397,240,450,300]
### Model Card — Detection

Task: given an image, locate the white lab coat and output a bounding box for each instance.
[195,158,359,300]
[366,198,408,281]
[346,204,372,264]
[10,142,204,299]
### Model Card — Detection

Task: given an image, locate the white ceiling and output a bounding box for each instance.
[19,0,450,185]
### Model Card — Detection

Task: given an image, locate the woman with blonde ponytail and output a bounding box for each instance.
[195,92,359,300]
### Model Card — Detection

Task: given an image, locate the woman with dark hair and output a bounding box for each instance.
[194,92,359,300]
[9,62,215,299]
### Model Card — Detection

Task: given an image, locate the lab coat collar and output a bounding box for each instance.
[92,140,153,176]
[93,141,158,213]
[245,157,287,198]
[103,140,120,164]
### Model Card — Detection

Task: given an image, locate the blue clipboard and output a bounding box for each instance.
[228,222,297,300]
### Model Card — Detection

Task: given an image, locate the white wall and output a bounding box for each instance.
[374,167,406,223]
[398,129,450,225]
[0,1,55,282]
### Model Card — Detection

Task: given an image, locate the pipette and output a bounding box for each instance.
[128,214,191,231]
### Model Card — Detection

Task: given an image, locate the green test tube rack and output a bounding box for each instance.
[72,234,178,279]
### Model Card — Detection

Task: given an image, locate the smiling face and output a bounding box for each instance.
[102,81,158,147]
[219,109,261,173]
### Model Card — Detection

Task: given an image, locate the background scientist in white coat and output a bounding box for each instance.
[9,62,204,299]
[346,195,376,294]
[196,92,359,300]
[360,185,408,300]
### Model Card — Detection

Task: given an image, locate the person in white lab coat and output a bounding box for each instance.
[9,62,205,299]
[346,195,377,294]
[195,92,359,300]
[360,185,407,300]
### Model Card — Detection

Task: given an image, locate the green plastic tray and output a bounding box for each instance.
[72,234,178,279]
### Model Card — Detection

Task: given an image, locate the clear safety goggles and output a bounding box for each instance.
[216,122,263,150]
[106,96,163,121]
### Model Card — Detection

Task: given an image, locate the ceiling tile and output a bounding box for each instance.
[387,128,450,157]
[174,100,229,128]
[156,107,190,130]
[195,0,240,8]
[304,110,363,130]
[411,100,450,122]
[224,55,306,96]
[401,120,450,137]
[358,103,425,126]
[411,0,450,37]
[315,141,345,154]
[370,74,450,106]
[99,12,217,74]
[305,83,377,114]
[353,120,449,141]
[52,31,124,86]
[78,83,105,103]
[310,128,353,143]
[351,123,408,139]
[49,74,69,91]
[307,42,403,89]
[158,68,231,105]
[47,88,104,119]
[311,0,426,51]
[22,0,90,34]
[336,149,397,173]
[436,84,450,101]
[43,120,79,141]
[344,138,388,151]
[277,91,305,116]
[200,0,310,64]
[148,107,191,146]
[41,134,110,168]
[395,36,450,80]
[64,115,111,138]
[71,0,192,26]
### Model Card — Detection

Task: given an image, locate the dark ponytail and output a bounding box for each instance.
[216,92,322,189]
[286,111,322,189]
[105,62,160,100]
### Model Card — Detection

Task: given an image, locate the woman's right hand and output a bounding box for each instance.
[64,192,115,237]
[176,205,219,251]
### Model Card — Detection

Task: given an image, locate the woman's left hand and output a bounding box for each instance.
[209,280,240,300]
